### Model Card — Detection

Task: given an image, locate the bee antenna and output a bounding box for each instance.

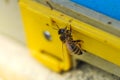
[69,24,72,32]
[64,26,67,30]
[55,24,60,29]
[51,19,60,29]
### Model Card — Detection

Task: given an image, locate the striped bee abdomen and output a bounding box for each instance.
[69,43,83,55]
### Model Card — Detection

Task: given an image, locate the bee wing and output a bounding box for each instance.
[65,42,74,55]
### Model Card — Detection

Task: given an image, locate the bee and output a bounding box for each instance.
[58,26,84,55]
[51,19,84,55]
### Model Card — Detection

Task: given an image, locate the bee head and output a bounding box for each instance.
[58,27,67,35]
[58,29,65,35]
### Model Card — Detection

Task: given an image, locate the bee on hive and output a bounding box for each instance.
[51,19,84,55]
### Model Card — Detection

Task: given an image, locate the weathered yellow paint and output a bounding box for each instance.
[19,0,120,72]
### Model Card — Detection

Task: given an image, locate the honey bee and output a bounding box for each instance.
[51,19,84,55]
[58,26,84,55]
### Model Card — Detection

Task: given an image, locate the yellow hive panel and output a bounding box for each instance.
[19,0,120,72]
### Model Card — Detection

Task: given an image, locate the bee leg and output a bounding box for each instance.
[73,40,86,54]
[72,40,84,43]
[78,43,87,53]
